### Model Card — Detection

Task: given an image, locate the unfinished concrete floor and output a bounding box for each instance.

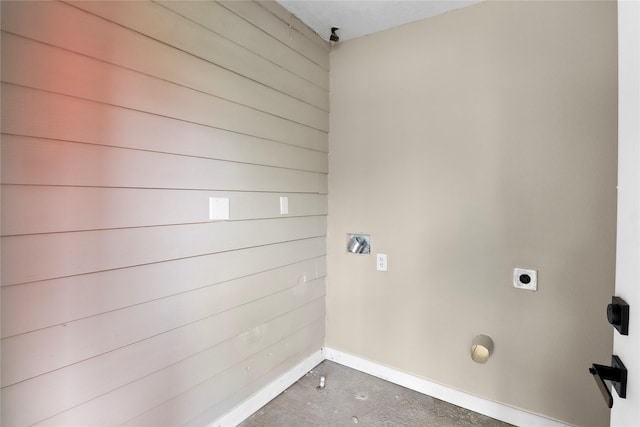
[239,360,513,427]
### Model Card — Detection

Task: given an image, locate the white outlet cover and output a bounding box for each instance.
[280,196,289,215]
[376,253,388,272]
[513,268,537,291]
[209,197,229,221]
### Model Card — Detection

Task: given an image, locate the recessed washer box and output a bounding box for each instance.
[346,233,370,254]
[513,268,537,291]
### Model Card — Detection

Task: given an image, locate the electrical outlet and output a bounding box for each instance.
[513,268,537,291]
[376,253,388,272]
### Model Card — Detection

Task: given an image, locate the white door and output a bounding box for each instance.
[611,1,640,425]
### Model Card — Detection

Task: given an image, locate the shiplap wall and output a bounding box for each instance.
[0,1,329,425]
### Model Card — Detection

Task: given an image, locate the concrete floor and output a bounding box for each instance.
[239,360,513,426]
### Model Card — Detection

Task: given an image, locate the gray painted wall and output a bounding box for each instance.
[327,2,617,426]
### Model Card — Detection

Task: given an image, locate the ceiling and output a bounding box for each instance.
[276,0,482,42]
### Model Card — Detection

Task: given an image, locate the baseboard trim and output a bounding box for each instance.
[208,349,324,427]
[323,347,568,427]
[210,346,568,427]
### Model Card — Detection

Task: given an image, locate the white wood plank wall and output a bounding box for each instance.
[0,1,329,425]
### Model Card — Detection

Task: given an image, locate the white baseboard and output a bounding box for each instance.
[323,347,568,427]
[208,349,324,427]
[210,346,568,427]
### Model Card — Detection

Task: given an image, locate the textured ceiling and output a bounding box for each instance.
[276,1,481,42]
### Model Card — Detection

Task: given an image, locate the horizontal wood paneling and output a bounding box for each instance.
[65,0,330,111]
[2,239,326,338]
[2,186,328,235]
[1,1,328,425]
[2,35,328,146]
[2,216,326,285]
[1,1,329,131]
[181,343,321,427]
[1,85,329,168]
[157,1,329,90]
[2,136,324,192]
[131,321,325,427]
[3,290,325,426]
[36,322,324,427]
[319,173,330,195]
[218,1,330,70]
[3,275,325,387]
